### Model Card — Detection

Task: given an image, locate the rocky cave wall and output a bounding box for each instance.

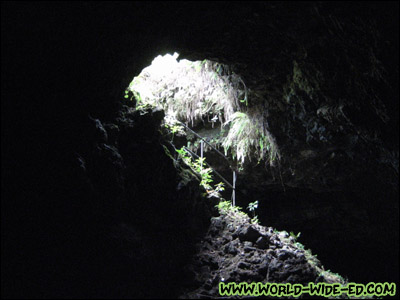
[2,2,398,298]
[116,2,399,287]
[78,1,399,293]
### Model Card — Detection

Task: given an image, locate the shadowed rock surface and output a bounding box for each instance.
[180,207,344,298]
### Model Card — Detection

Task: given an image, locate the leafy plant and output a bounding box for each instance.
[217,200,232,213]
[164,120,185,141]
[247,200,259,224]
[175,147,191,163]
[221,110,279,166]
[214,182,225,193]
[247,200,258,212]
[175,147,214,191]
[251,216,259,225]
[124,90,130,99]
[216,200,248,220]
[199,168,213,190]
[290,231,301,240]
[128,54,280,167]
[222,112,251,163]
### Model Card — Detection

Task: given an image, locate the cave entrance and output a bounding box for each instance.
[127,52,245,131]
[126,52,279,206]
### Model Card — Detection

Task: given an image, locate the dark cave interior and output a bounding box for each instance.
[2,2,399,299]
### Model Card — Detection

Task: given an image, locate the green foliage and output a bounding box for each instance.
[214,182,225,193]
[128,54,279,166]
[175,147,214,191]
[217,200,232,213]
[251,216,259,225]
[199,168,213,190]
[216,200,248,220]
[128,56,243,127]
[164,117,185,141]
[221,110,279,165]
[174,147,185,156]
[194,157,206,169]
[123,89,137,102]
[205,182,225,199]
[247,200,259,223]
[169,124,184,134]
[290,231,301,240]
[130,87,142,104]
[222,112,251,163]
[247,200,258,212]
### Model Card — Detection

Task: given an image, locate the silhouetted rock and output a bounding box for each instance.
[238,225,262,243]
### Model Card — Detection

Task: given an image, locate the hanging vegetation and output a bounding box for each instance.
[128,53,241,127]
[221,110,279,165]
[127,53,279,167]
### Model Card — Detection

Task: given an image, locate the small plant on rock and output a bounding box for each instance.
[216,200,249,220]
[290,231,301,240]
[175,147,214,191]
[247,200,259,224]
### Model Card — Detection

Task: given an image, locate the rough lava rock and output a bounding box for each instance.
[180,208,341,299]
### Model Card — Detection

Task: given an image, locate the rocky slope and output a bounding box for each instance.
[73,106,218,298]
[79,105,349,299]
[61,99,353,298]
[180,204,346,298]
